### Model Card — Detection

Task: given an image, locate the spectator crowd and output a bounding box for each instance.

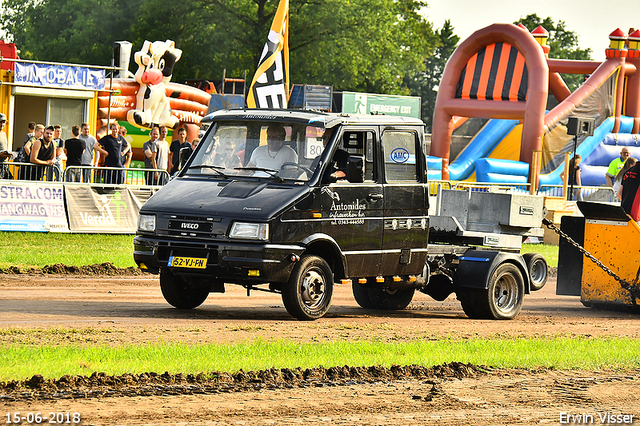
[0,115,199,185]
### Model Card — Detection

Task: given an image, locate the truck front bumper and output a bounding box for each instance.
[133,236,305,284]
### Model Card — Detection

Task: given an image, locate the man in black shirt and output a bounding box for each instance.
[619,163,640,221]
[169,127,191,175]
[64,125,86,182]
[94,122,124,184]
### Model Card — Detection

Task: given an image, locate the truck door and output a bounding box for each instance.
[380,128,429,276]
[319,129,383,278]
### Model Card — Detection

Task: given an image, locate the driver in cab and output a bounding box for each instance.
[246,124,297,173]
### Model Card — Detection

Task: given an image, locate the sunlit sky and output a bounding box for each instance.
[422,0,640,59]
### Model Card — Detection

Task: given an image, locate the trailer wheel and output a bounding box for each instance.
[367,287,415,310]
[352,281,374,309]
[160,269,209,309]
[282,255,333,320]
[459,263,524,320]
[523,253,548,291]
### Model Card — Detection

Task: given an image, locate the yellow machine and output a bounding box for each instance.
[556,202,640,309]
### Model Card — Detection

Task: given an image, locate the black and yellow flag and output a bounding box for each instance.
[246,0,289,109]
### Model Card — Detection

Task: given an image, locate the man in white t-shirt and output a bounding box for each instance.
[155,125,170,185]
[247,124,297,174]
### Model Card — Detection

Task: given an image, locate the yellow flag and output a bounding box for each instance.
[246,0,289,108]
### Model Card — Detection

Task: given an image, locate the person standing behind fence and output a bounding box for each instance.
[64,125,85,182]
[156,126,170,184]
[50,124,65,181]
[94,122,124,185]
[118,126,133,169]
[169,127,190,175]
[23,122,35,145]
[143,127,159,185]
[29,125,56,181]
[79,123,97,183]
[18,124,44,180]
[0,114,12,179]
[613,157,637,200]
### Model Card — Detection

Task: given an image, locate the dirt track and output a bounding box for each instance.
[1,274,639,425]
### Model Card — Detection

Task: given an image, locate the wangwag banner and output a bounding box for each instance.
[0,182,68,232]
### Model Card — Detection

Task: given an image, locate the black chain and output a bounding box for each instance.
[542,217,640,304]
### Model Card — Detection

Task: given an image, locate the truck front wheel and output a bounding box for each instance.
[458,263,524,320]
[282,255,334,320]
[160,269,210,309]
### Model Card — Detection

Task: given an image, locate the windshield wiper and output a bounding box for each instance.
[187,164,228,178]
[234,167,284,182]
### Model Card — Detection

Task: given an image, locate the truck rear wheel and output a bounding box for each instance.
[282,255,333,320]
[523,253,548,291]
[367,287,415,310]
[160,269,209,309]
[459,263,524,320]
[352,281,374,309]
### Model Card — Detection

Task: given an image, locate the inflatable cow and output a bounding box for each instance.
[127,40,182,129]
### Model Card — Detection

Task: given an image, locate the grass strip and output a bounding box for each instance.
[0,232,135,269]
[0,232,558,270]
[2,337,638,381]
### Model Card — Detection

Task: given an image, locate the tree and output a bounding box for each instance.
[516,14,592,91]
[403,20,458,130]
[2,0,436,95]
[2,0,144,66]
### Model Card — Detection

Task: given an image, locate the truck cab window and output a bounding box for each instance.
[382,131,418,182]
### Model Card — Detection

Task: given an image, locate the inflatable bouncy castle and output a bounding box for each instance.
[429,24,640,189]
[97,40,211,162]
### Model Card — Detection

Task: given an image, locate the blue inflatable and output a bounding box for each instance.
[476,158,529,183]
[448,119,518,181]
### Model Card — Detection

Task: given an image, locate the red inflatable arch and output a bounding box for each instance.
[431,23,548,180]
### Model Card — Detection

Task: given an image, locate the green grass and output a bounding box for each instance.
[522,243,558,267]
[0,231,559,270]
[1,337,639,381]
[0,232,136,269]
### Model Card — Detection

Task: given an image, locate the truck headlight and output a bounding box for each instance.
[138,214,156,233]
[229,222,269,240]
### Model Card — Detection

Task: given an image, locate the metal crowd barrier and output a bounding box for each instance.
[537,185,619,203]
[0,162,169,187]
[452,181,531,194]
[63,166,170,186]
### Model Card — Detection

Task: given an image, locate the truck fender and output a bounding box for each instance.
[300,233,347,279]
[453,250,530,294]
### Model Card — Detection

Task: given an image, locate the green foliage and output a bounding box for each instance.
[516,14,592,91]
[3,0,144,65]
[1,337,639,380]
[404,20,459,129]
[1,0,435,95]
[0,232,135,269]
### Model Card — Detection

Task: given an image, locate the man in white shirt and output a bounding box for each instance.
[156,125,170,184]
[79,122,97,183]
[247,124,297,174]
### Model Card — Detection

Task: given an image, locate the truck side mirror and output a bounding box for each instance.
[347,155,364,183]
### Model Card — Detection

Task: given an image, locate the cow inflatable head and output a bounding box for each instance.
[127,40,182,129]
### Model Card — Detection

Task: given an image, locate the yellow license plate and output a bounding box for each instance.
[168,256,207,269]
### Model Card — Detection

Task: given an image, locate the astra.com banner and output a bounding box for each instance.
[0,182,68,232]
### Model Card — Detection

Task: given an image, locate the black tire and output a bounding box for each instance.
[282,255,333,320]
[160,268,209,309]
[352,281,374,309]
[458,263,524,320]
[523,253,548,291]
[458,289,485,319]
[367,287,415,310]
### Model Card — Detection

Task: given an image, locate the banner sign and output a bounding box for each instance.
[65,186,151,233]
[341,92,421,118]
[15,62,106,90]
[0,182,68,232]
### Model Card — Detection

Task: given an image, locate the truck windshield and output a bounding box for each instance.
[185,121,330,182]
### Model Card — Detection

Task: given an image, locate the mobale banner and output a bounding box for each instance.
[0,182,68,232]
[65,186,155,233]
